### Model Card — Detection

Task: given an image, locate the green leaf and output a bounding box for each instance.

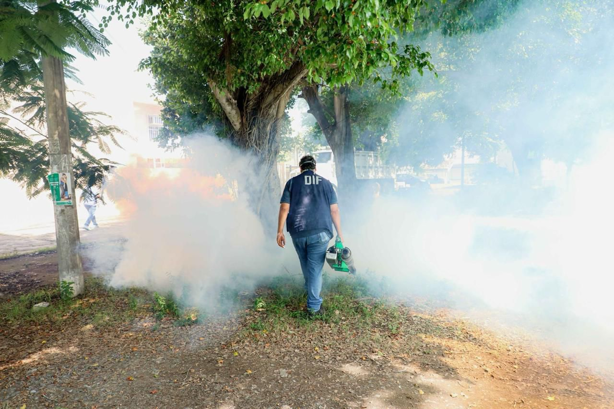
[244,4,252,19]
[262,5,271,18]
[325,1,334,12]
[317,26,325,39]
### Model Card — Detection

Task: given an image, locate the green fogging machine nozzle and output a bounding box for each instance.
[326,236,357,275]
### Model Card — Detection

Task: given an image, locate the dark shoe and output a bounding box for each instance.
[309,306,325,317]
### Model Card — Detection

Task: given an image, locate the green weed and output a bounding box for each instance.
[153,292,180,320]
[59,280,74,300]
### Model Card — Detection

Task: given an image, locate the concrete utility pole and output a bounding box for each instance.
[41,55,85,296]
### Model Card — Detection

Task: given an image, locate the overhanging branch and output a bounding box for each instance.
[260,62,308,111]
[208,80,241,132]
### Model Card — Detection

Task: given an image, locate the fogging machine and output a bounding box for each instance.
[326,236,356,275]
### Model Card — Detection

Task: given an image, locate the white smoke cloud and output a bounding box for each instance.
[89,136,296,311]
[349,0,614,373]
[351,135,614,372]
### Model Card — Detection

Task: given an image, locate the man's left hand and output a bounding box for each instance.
[276,232,286,248]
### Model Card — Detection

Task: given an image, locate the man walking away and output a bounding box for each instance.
[83,186,101,230]
[277,155,345,316]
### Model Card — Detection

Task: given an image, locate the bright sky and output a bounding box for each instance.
[67,8,156,132]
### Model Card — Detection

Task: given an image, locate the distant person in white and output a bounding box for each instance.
[83,186,101,230]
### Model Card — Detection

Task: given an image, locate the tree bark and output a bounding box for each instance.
[209,63,307,232]
[41,55,85,296]
[331,86,358,195]
[301,85,357,201]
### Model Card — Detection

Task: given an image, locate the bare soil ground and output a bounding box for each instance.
[0,252,61,298]
[1,253,613,409]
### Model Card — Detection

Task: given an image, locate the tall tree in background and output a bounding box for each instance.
[392,0,612,183]
[0,0,111,295]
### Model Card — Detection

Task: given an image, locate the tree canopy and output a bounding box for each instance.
[100,0,438,216]
[0,0,109,86]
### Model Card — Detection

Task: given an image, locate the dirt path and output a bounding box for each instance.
[1,252,613,408]
[1,302,612,408]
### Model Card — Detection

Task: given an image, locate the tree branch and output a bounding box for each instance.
[208,80,241,132]
[0,110,47,138]
[260,62,308,110]
[300,85,335,139]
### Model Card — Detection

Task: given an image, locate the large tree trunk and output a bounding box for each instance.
[209,62,306,232]
[301,85,358,202]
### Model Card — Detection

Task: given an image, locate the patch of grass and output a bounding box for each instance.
[151,292,204,327]
[128,294,139,311]
[0,276,210,330]
[0,276,152,328]
[250,318,266,331]
[246,274,395,337]
[0,246,57,260]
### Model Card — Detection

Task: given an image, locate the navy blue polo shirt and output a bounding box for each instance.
[280,170,338,238]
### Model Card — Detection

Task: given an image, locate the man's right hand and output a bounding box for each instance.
[276,232,286,248]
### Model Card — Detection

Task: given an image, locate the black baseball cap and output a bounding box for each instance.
[299,155,316,169]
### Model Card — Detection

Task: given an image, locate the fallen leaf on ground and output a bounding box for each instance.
[246,369,252,374]
[547,396,555,401]
[126,376,134,381]
[419,389,424,395]
[150,390,158,394]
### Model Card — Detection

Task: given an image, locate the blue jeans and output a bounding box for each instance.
[84,205,98,227]
[292,231,332,312]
